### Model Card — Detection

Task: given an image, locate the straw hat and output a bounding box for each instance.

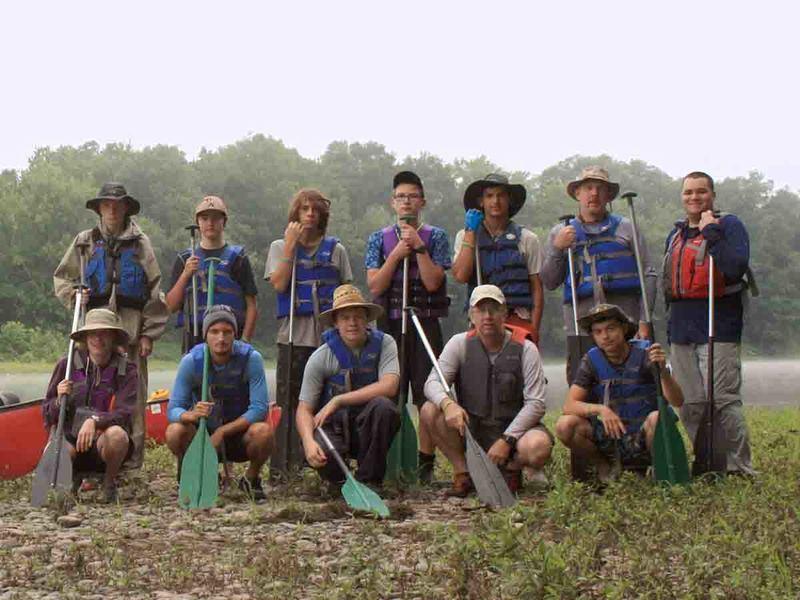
[70,308,130,345]
[566,166,620,200]
[318,285,383,329]
[577,303,637,338]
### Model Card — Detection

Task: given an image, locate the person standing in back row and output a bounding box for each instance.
[266,189,353,478]
[54,183,168,470]
[365,171,451,483]
[166,195,259,352]
[664,171,755,475]
[452,173,544,344]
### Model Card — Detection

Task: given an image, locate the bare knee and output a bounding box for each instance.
[555,415,583,444]
[101,426,129,451]
[516,430,553,467]
[166,422,195,456]
[420,401,443,428]
[246,422,274,455]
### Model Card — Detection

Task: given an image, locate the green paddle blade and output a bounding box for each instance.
[179,417,219,509]
[386,403,418,485]
[652,400,691,485]
[341,474,390,518]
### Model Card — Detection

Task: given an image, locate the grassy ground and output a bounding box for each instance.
[1,408,798,599]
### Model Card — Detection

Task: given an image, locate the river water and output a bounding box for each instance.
[2,360,798,409]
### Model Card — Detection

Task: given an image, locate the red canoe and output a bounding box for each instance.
[0,395,281,480]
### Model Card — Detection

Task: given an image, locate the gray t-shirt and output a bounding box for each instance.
[453,226,543,321]
[299,332,399,411]
[423,331,547,439]
[540,216,657,332]
[265,238,353,347]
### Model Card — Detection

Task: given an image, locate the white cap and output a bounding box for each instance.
[469,284,506,307]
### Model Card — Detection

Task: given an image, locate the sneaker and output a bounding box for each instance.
[238,476,266,502]
[102,483,118,504]
[444,472,473,498]
[523,467,549,487]
[418,452,435,485]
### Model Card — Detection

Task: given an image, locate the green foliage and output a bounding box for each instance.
[1,139,798,356]
[0,321,64,362]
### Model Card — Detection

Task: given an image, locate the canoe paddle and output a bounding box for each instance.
[179,257,221,509]
[31,244,90,507]
[692,211,727,477]
[386,216,419,486]
[623,192,690,485]
[315,428,390,517]
[407,307,515,508]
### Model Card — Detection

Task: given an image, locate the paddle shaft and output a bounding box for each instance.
[705,254,716,471]
[286,257,297,467]
[187,224,200,339]
[315,427,352,477]
[559,215,580,334]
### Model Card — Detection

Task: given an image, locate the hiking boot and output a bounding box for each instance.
[238,476,266,502]
[502,469,522,494]
[445,472,473,498]
[418,452,435,485]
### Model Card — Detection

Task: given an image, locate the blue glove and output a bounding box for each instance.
[464,209,484,232]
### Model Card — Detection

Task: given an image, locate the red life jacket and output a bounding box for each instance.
[467,323,531,345]
[666,230,726,300]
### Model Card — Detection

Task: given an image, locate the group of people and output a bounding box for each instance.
[42,165,755,503]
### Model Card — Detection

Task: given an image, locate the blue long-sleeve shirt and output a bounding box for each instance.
[665,214,750,344]
[168,347,269,425]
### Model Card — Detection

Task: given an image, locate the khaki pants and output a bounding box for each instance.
[669,342,754,474]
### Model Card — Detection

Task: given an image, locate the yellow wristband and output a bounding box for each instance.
[461,241,475,249]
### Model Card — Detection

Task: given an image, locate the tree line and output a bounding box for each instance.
[1,135,797,360]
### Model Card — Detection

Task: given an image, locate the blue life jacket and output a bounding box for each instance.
[319,328,383,410]
[176,245,246,332]
[276,237,341,319]
[564,214,640,303]
[85,229,148,309]
[377,224,449,319]
[587,339,656,434]
[468,222,531,308]
[190,340,253,429]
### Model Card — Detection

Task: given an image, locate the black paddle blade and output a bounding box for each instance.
[691,403,727,477]
[31,436,72,507]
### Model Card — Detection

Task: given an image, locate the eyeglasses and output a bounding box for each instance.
[393,193,423,201]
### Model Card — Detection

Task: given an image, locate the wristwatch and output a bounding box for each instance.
[502,434,518,450]
[413,245,428,255]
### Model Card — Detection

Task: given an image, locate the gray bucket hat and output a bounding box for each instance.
[578,303,637,338]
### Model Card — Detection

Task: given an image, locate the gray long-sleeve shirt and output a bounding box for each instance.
[540,215,657,332]
[423,331,547,439]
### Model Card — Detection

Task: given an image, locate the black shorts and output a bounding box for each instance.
[66,431,134,473]
[214,431,250,463]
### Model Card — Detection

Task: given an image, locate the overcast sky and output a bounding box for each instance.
[2,1,798,191]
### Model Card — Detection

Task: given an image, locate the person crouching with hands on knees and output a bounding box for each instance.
[420,285,553,497]
[296,285,400,492]
[555,304,684,481]
[43,308,138,503]
[166,305,274,500]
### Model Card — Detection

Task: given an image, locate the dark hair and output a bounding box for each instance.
[288,188,331,234]
[392,171,424,197]
[683,171,715,192]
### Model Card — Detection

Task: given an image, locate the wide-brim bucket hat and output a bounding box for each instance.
[70,308,130,346]
[318,285,384,329]
[566,166,620,201]
[86,182,141,216]
[463,173,527,217]
[578,303,637,339]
